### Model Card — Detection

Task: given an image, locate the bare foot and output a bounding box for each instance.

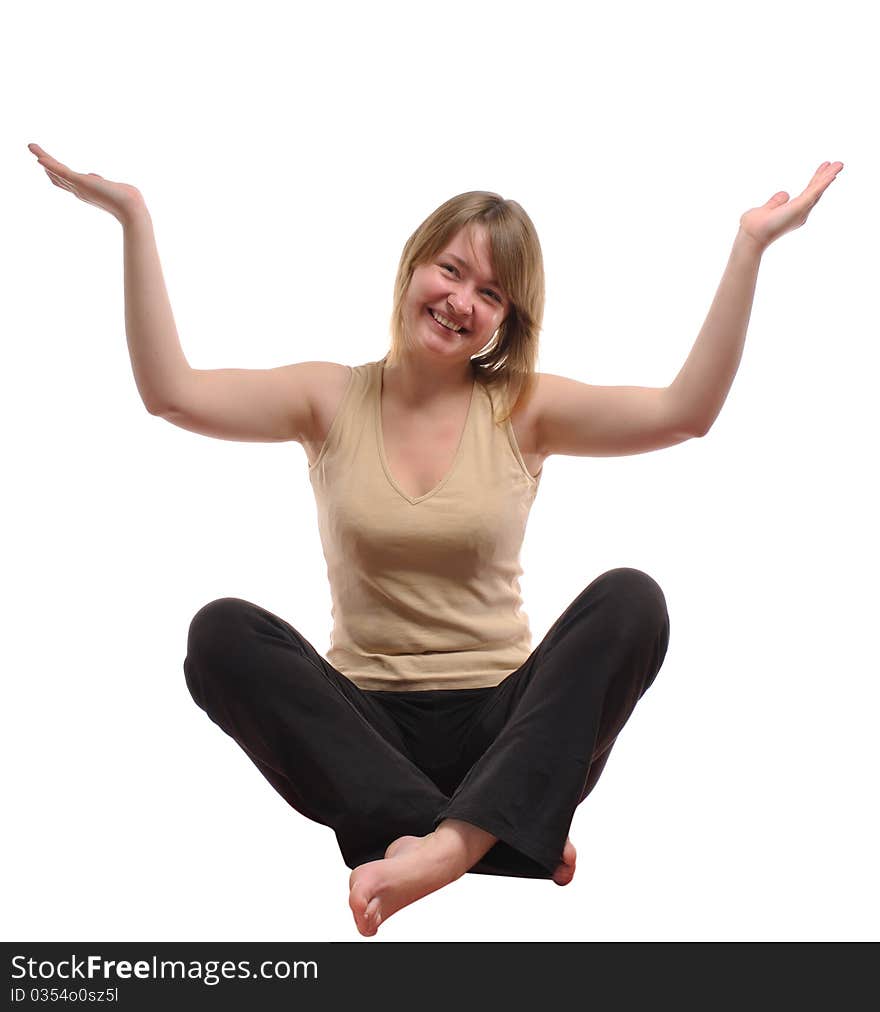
[552,836,577,886]
[349,827,482,937]
[389,832,576,887]
[384,835,421,860]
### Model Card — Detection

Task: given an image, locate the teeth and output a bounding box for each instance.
[430,309,463,332]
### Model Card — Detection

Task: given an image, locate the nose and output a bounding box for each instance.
[447,289,473,317]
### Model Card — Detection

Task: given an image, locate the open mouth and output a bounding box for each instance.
[427,307,468,334]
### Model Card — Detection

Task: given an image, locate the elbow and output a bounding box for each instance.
[680,420,707,439]
[684,413,710,438]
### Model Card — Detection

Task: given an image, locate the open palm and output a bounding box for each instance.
[28,143,144,224]
[739,161,843,251]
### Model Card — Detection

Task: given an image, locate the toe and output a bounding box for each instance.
[362,896,382,936]
[552,838,577,886]
[349,878,370,926]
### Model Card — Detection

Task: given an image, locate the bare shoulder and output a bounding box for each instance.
[301,361,355,465]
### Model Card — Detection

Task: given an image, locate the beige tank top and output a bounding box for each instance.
[307,358,542,691]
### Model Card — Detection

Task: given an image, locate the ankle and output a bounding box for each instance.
[432,818,497,871]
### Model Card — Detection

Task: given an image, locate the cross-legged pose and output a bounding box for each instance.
[30,143,842,936]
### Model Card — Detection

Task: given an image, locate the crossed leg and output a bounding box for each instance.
[346,740,616,936]
[184,567,668,938]
[346,567,668,935]
[348,824,579,935]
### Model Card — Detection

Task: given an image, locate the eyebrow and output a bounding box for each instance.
[444,253,502,290]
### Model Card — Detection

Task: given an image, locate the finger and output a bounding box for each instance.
[801,163,842,201]
[814,161,843,184]
[807,166,830,188]
[44,167,75,193]
[32,147,77,178]
[807,162,838,184]
[29,143,52,163]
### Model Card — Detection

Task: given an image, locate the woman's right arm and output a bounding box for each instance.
[122,205,318,443]
[31,143,318,445]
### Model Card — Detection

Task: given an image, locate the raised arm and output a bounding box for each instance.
[29,143,318,444]
[531,162,843,461]
[667,160,844,435]
[120,204,322,443]
[119,203,190,415]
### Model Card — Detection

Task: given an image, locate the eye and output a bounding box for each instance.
[439,262,503,304]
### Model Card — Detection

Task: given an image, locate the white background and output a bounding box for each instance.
[5,0,877,942]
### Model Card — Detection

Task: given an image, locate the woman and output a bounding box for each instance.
[29,143,842,936]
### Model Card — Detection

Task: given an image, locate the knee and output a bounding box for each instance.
[595,569,671,690]
[598,568,669,637]
[186,597,252,657]
[184,597,253,705]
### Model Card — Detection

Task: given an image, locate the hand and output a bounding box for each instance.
[28,143,146,225]
[738,160,844,252]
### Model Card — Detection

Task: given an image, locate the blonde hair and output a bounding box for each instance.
[386,191,544,426]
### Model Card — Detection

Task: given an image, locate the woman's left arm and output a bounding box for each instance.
[668,160,844,435]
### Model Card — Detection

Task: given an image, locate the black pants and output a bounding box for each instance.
[183,567,670,879]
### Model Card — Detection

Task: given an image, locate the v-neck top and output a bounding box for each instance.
[307,358,542,691]
[376,359,477,504]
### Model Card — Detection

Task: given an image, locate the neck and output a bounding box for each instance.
[382,348,474,409]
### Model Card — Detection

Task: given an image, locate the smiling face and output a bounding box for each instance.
[401,225,509,363]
